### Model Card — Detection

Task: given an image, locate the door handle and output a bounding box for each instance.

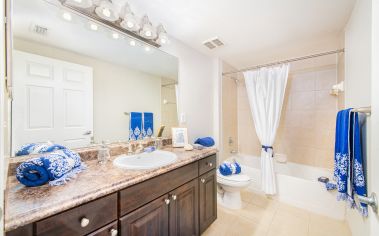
[83,131,92,135]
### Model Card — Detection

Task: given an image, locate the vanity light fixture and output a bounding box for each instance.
[58,0,168,47]
[120,3,140,32]
[65,0,93,8]
[62,11,72,21]
[156,24,168,45]
[140,15,156,39]
[95,0,119,22]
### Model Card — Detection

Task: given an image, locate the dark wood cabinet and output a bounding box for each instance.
[169,179,199,236]
[6,154,217,236]
[199,170,217,234]
[120,195,169,236]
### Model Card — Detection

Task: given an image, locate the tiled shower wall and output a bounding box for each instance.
[237,61,338,169]
[221,62,238,162]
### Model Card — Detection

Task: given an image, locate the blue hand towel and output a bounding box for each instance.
[194,137,215,147]
[219,161,241,176]
[16,142,66,156]
[143,112,154,138]
[129,112,142,140]
[334,109,367,216]
[16,149,86,187]
[334,109,351,200]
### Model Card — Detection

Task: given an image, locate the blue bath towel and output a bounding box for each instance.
[334,109,367,216]
[143,112,154,138]
[219,161,241,176]
[16,142,66,156]
[194,137,215,147]
[129,112,142,140]
[16,149,86,187]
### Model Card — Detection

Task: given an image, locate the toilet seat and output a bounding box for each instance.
[217,170,251,187]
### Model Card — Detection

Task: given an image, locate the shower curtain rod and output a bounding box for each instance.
[222,49,344,76]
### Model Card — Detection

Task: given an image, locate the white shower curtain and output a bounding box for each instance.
[243,64,289,195]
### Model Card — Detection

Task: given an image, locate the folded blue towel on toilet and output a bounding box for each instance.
[219,161,241,176]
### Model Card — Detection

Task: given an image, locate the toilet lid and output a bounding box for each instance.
[217,170,250,182]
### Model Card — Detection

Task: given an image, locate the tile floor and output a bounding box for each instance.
[202,191,351,236]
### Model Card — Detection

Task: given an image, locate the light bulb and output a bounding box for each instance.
[62,12,72,21]
[112,32,119,39]
[126,21,134,28]
[90,23,98,31]
[145,30,152,37]
[129,40,136,46]
[102,8,111,17]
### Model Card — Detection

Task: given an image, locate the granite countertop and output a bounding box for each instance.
[5,147,218,232]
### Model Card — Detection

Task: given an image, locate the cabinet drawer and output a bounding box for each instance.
[199,155,216,175]
[87,221,118,236]
[119,162,198,216]
[36,193,117,236]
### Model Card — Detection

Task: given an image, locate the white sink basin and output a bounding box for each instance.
[113,150,177,170]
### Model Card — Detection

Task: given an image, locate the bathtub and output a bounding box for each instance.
[229,154,346,220]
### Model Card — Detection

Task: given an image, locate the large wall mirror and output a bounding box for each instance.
[11,0,179,156]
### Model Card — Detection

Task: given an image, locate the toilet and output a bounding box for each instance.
[217,168,252,209]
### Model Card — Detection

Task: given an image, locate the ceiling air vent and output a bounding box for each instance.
[203,37,224,50]
[31,24,48,36]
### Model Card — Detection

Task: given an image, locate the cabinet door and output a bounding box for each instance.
[119,195,169,236]
[169,179,199,236]
[199,171,217,234]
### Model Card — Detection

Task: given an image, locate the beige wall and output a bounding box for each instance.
[237,58,339,169]
[13,38,163,143]
[343,0,379,235]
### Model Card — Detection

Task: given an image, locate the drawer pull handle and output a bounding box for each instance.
[164,198,171,205]
[208,162,213,167]
[80,217,90,227]
[201,178,205,183]
[110,228,118,236]
[172,194,177,200]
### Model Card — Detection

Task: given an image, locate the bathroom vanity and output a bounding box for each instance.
[5,149,217,236]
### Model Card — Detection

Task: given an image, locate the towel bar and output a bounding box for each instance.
[351,106,371,115]
[358,192,378,213]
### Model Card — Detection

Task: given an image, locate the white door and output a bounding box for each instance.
[12,50,93,154]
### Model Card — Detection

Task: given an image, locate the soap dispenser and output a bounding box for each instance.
[98,141,110,164]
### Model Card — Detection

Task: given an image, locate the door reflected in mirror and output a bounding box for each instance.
[11,0,179,156]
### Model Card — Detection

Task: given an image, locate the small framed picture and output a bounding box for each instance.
[172,127,188,148]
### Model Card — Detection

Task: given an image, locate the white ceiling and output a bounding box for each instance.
[126,0,356,69]
[12,0,178,80]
